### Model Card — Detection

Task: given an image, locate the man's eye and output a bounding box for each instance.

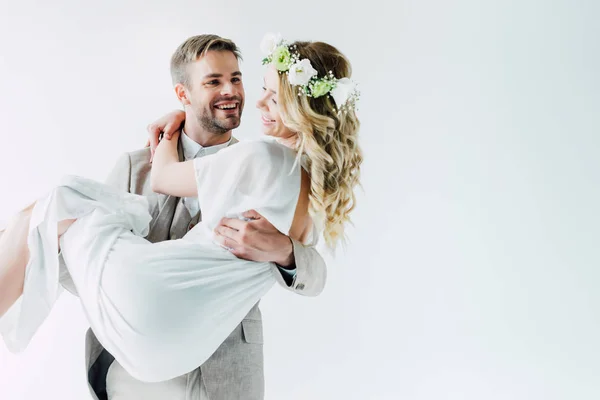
[232,77,241,83]
[206,80,219,85]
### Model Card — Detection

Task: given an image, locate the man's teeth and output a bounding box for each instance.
[217,104,237,110]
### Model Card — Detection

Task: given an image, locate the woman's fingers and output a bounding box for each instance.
[147,124,161,150]
[163,123,178,140]
[146,124,162,162]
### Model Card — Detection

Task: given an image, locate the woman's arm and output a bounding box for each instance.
[150,131,197,197]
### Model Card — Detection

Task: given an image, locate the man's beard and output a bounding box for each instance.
[197,112,238,134]
[197,99,243,135]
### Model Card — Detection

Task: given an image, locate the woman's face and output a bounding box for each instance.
[256,65,296,143]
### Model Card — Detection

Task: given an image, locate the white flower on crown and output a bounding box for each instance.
[330,78,357,107]
[260,32,283,55]
[288,59,318,86]
[260,33,360,113]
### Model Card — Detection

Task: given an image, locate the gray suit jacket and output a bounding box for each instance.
[81,137,327,400]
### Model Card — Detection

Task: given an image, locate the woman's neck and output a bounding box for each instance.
[275,135,298,149]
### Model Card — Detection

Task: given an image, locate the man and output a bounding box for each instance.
[81,35,326,399]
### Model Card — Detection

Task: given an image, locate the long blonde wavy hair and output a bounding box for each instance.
[277,41,363,249]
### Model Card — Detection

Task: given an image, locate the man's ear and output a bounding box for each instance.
[174,83,191,106]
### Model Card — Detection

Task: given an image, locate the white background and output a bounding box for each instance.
[1,0,599,399]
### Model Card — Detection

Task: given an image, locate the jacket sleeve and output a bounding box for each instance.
[105,153,133,193]
[273,239,327,297]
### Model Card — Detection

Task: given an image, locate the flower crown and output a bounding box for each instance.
[260,33,360,114]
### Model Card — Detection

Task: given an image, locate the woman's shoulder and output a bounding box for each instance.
[233,138,292,153]
[230,139,297,165]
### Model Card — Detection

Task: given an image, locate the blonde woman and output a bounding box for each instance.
[0,36,362,383]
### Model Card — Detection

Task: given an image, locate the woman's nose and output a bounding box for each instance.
[256,96,266,110]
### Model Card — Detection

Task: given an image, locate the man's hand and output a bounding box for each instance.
[214,210,295,267]
[145,109,186,160]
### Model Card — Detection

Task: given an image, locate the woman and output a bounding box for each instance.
[0,36,362,382]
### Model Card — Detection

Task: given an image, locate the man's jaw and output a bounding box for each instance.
[184,114,234,146]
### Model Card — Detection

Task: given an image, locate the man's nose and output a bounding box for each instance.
[221,82,234,96]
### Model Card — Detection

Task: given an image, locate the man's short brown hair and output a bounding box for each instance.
[170,34,242,87]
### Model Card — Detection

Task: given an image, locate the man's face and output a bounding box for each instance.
[184,50,245,134]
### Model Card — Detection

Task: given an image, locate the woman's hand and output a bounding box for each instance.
[145,109,186,160]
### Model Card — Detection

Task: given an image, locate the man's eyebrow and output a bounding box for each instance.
[203,73,223,79]
[203,71,242,79]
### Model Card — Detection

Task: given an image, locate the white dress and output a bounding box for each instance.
[0,139,302,383]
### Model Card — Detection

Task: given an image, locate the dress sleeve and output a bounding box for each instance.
[193,140,301,236]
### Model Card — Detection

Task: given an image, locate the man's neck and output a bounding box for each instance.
[183,117,232,148]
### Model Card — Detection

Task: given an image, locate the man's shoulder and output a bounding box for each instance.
[111,147,153,195]
[124,147,152,166]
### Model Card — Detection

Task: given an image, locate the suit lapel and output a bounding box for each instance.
[170,198,192,239]
[146,137,186,243]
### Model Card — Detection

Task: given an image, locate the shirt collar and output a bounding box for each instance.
[181,129,232,160]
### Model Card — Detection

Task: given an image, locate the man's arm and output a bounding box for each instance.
[214,212,327,297]
[284,239,327,296]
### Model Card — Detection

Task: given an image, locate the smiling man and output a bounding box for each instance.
[171,36,244,145]
[79,35,327,400]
